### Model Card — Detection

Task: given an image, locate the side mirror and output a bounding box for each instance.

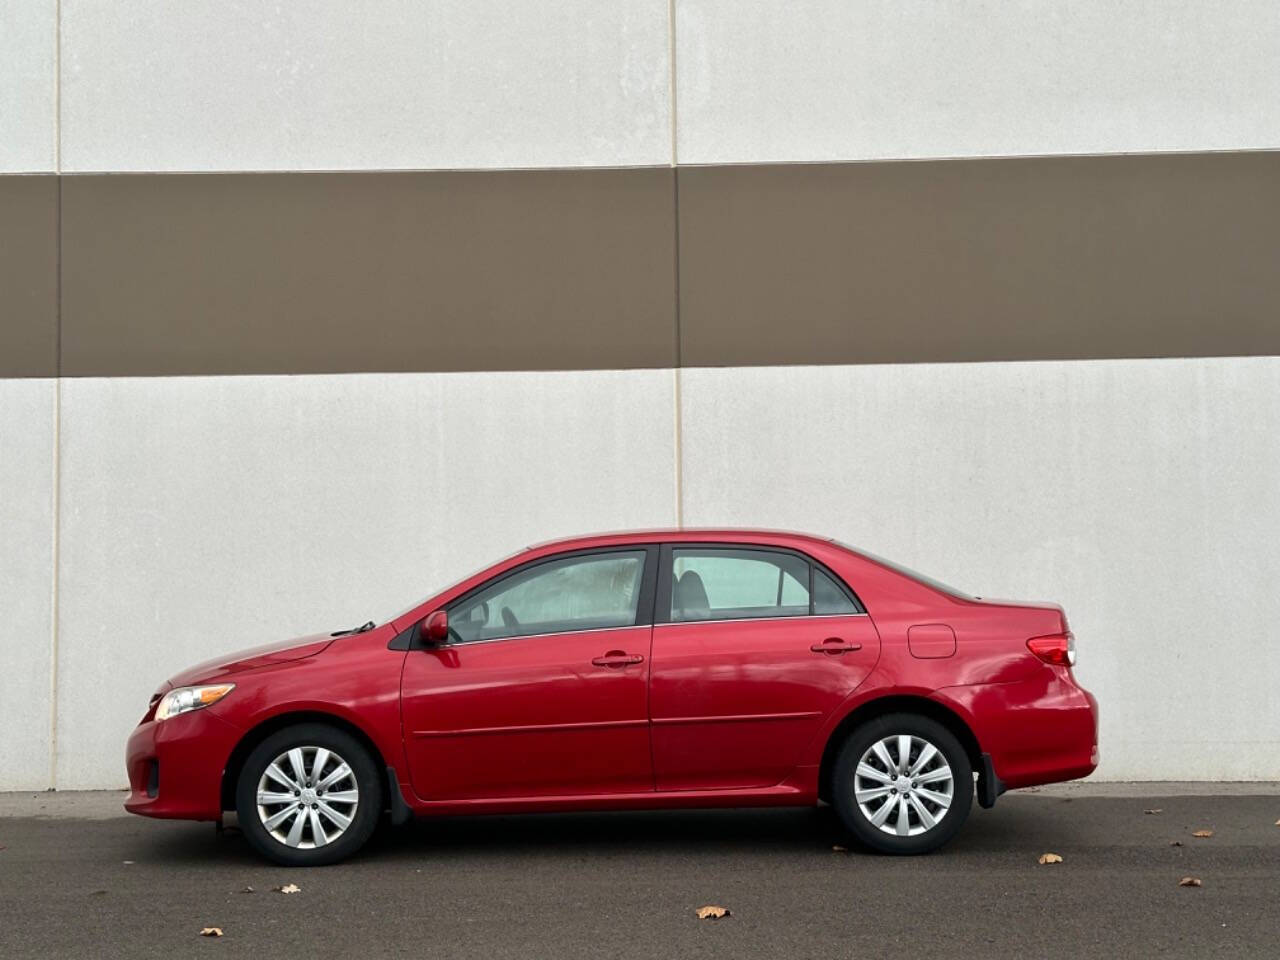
[420,609,450,645]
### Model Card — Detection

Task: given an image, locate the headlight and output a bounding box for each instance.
[154,684,235,721]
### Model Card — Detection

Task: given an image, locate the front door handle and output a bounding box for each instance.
[810,638,862,655]
[591,650,645,668]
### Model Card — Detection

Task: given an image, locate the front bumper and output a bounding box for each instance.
[124,707,244,821]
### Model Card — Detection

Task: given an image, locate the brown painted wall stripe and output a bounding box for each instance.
[60,169,677,376]
[1,152,1277,378]
[679,152,1280,367]
[0,176,58,378]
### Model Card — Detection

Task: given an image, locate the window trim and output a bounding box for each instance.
[420,545,659,648]
[655,543,865,626]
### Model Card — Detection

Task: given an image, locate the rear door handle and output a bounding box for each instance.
[810,638,862,655]
[591,651,645,668]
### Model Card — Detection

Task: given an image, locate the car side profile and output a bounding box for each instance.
[125,530,1099,865]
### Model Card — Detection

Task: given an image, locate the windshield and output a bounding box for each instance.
[383,547,527,624]
[833,541,975,599]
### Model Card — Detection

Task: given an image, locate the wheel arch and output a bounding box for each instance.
[220,710,391,812]
[817,694,983,804]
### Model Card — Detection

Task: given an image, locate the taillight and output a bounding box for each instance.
[1027,632,1076,667]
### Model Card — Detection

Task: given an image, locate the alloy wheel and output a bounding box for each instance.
[256,746,360,849]
[853,734,954,837]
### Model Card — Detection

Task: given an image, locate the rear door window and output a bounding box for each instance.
[813,568,859,615]
[669,548,810,622]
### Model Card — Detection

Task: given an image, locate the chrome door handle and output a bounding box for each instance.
[591,651,645,668]
[810,639,862,655]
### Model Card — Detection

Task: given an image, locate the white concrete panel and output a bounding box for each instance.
[680,358,1280,781]
[0,379,55,788]
[677,1,1280,163]
[60,0,671,172]
[56,370,677,789]
[0,0,56,171]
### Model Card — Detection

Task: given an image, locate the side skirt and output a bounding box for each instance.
[398,770,820,819]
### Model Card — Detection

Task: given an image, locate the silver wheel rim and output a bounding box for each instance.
[256,746,359,849]
[854,734,954,838]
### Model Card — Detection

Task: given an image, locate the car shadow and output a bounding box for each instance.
[126,798,1057,866]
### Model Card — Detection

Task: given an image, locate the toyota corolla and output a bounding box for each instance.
[126,530,1099,865]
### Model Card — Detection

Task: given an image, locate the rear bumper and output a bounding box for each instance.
[937,668,1099,792]
[124,708,244,821]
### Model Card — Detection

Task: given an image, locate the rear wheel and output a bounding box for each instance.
[831,713,973,854]
[236,723,382,866]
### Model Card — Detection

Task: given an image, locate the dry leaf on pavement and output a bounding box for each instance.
[1191,830,1214,838]
[199,927,224,937]
[1144,809,1162,815]
[240,886,255,894]
[1178,877,1202,888]
[1170,840,1183,847]
[1038,853,1063,865]
[832,845,848,853]
[274,884,301,894]
[696,905,730,920]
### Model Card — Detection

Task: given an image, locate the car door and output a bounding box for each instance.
[400,546,658,801]
[649,544,880,791]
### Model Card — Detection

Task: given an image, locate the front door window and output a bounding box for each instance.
[450,551,646,642]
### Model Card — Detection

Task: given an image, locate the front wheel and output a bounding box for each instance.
[831,713,973,854]
[236,723,383,866]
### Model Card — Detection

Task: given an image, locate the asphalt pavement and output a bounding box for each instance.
[2,790,1278,959]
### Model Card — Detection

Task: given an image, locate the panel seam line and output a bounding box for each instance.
[49,379,61,790]
[668,0,683,527]
[50,0,62,782]
[53,0,60,172]
[667,0,678,167]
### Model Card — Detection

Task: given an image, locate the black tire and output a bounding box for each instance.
[831,713,973,855]
[236,723,383,866]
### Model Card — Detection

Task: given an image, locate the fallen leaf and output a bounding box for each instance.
[1191,830,1214,838]
[831,845,848,853]
[1170,840,1183,847]
[1178,877,1202,888]
[1038,853,1064,865]
[240,886,255,894]
[122,860,135,865]
[696,905,730,920]
[1274,819,1279,827]
[274,884,301,895]
[1144,808,1162,815]
[199,927,224,937]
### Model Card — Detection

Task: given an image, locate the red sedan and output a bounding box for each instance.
[125,530,1099,865]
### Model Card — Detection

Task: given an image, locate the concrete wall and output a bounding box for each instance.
[2,2,1278,788]
[0,0,56,171]
[5,360,1279,786]
[681,358,1280,780]
[0,380,56,788]
[51,371,678,789]
[59,0,672,172]
[676,0,1280,162]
